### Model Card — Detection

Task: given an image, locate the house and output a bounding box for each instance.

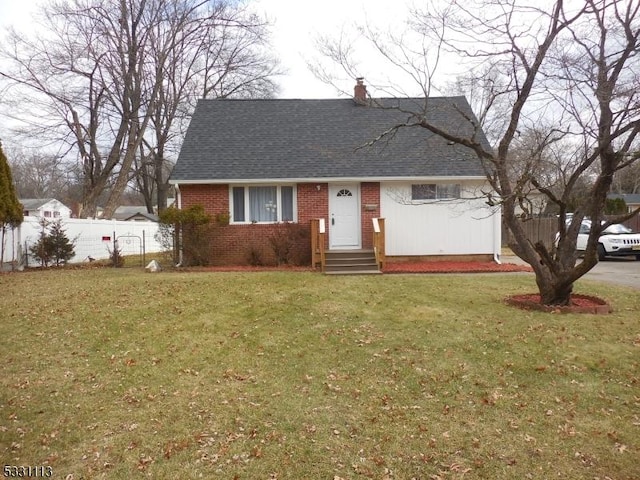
[169,80,501,266]
[607,193,640,213]
[113,206,159,222]
[20,198,72,219]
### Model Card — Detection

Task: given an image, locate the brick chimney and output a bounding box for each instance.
[354,77,367,104]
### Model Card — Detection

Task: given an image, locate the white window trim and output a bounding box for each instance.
[229,184,298,224]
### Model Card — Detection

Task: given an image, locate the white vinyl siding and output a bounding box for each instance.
[381,182,500,256]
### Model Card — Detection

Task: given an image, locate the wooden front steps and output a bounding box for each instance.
[323,249,381,275]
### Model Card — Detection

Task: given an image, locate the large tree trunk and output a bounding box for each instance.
[156,180,169,212]
[79,175,109,218]
[502,192,598,306]
[537,279,574,306]
[102,145,137,219]
[154,144,170,213]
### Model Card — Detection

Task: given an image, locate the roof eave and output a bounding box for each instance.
[170,175,487,185]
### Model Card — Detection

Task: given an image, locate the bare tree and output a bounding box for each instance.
[0,0,163,217]
[6,147,71,200]
[612,161,640,194]
[0,0,279,218]
[316,0,640,305]
[135,0,279,213]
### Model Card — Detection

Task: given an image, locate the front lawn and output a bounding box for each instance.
[1,269,638,479]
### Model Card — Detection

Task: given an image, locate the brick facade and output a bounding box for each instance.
[180,184,229,214]
[179,182,379,265]
[297,183,329,224]
[360,182,381,249]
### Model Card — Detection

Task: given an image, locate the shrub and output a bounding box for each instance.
[604,197,627,215]
[268,222,311,265]
[215,212,230,225]
[0,143,24,267]
[246,244,266,266]
[107,243,125,268]
[156,216,178,264]
[29,219,76,267]
[158,205,213,266]
[30,220,52,267]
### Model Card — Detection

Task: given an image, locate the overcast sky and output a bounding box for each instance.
[250,0,414,98]
[0,0,433,149]
[0,0,419,99]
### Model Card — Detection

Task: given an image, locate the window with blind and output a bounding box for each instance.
[411,183,461,201]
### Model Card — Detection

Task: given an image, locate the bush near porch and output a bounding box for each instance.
[176,220,312,266]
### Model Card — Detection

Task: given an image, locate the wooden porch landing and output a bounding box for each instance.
[323,249,381,275]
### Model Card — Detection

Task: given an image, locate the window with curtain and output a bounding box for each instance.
[231,185,296,223]
[249,186,277,222]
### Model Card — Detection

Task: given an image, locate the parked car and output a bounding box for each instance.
[577,220,640,260]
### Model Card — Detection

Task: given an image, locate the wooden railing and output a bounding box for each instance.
[312,217,384,271]
[372,217,386,269]
[311,218,326,271]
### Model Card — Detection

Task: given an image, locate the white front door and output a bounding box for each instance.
[329,183,361,249]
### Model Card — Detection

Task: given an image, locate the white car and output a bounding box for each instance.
[577,220,640,260]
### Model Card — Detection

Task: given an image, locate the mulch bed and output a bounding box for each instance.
[383,261,532,274]
[184,261,532,274]
[505,293,612,314]
[182,265,314,273]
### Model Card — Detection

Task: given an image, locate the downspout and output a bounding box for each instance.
[493,207,502,264]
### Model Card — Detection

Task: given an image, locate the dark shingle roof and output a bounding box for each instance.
[171,96,490,183]
[607,193,640,205]
[20,198,56,209]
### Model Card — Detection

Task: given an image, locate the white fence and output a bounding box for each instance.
[1,216,163,269]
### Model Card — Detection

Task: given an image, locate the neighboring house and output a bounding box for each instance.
[113,206,159,222]
[607,193,640,213]
[170,80,501,266]
[20,198,72,219]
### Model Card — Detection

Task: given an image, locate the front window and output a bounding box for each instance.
[411,183,461,201]
[231,185,296,223]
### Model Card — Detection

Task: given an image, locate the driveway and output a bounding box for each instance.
[579,257,640,290]
[503,255,640,290]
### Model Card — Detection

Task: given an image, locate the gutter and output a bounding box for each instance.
[175,183,182,209]
[168,175,488,185]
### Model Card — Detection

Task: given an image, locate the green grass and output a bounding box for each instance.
[1,269,638,479]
